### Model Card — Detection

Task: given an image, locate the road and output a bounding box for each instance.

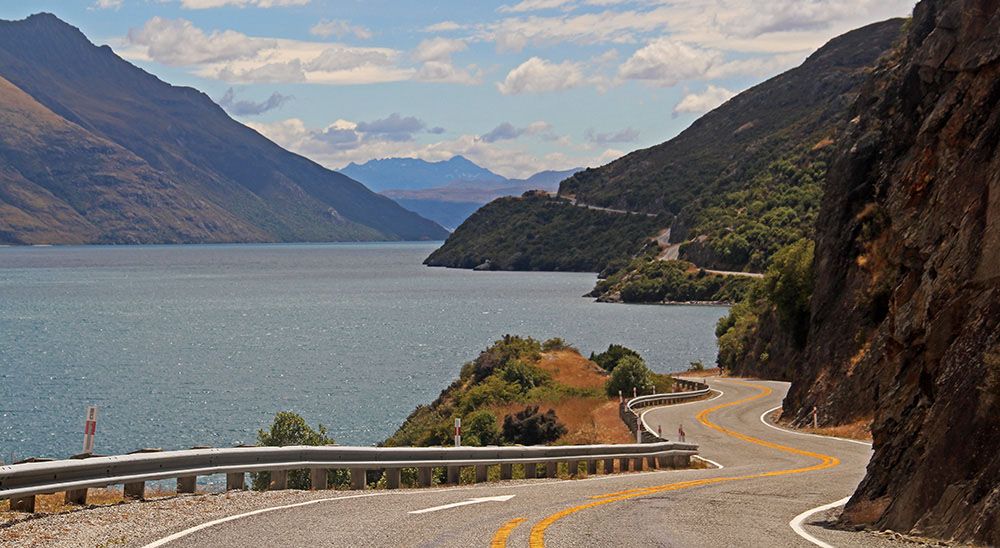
[141,379,880,548]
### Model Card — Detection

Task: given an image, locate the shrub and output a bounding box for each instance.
[463,410,501,446]
[689,360,705,371]
[542,337,575,351]
[459,376,522,413]
[502,406,567,445]
[252,412,334,490]
[499,359,552,392]
[471,335,542,382]
[764,239,815,345]
[605,355,655,397]
[590,344,641,372]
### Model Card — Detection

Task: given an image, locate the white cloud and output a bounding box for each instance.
[673,85,737,115]
[497,57,585,95]
[585,127,639,145]
[177,0,310,8]
[412,37,467,63]
[310,19,372,40]
[499,0,575,13]
[91,0,123,9]
[424,21,463,32]
[411,38,481,84]
[618,38,720,86]
[127,17,272,66]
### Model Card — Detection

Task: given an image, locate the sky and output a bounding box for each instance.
[0,1,916,178]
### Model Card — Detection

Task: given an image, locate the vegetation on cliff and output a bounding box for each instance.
[591,258,754,304]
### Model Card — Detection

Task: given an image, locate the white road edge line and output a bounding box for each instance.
[408,494,515,514]
[758,406,873,447]
[789,496,852,548]
[638,388,725,440]
[692,455,724,469]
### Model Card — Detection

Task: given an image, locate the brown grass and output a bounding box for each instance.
[537,350,608,390]
[1,486,180,523]
[769,409,873,442]
[676,367,723,378]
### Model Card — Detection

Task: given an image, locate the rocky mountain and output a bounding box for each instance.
[0,14,448,245]
[727,0,1000,543]
[341,156,506,192]
[428,19,904,273]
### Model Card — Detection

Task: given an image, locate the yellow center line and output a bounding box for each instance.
[491,517,527,548]
[521,381,841,548]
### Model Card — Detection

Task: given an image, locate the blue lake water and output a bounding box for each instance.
[0,243,726,462]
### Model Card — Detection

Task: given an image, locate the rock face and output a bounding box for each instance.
[782,0,1000,543]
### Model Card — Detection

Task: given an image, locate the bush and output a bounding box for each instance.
[590,344,641,372]
[689,360,705,371]
[252,412,335,490]
[459,376,522,413]
[542,337,574,351]
[499,359,552,392]
[605,355,655,397]
[502,406,567,445]
[764,239,815,345]
[471,335,542,382]
[463,410,502,446]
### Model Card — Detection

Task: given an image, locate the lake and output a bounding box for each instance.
[0,243,726,462]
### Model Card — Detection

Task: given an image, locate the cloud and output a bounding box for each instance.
[673,85,738,115]
[424,21,463,32]
[310,19,373,40]
[618,38,720,86]
[411,38,481,84]
[127,17,273,66]
[177,0,310,8]
[217,88,293,116]
[91,0,123,9]
[218,60,307,83]
[497,57,585,95]
[355,113,428,142]
[479,121,553,143]
[585,127,639,145]
[499,0,575,13]
[412,38,467,63]
[306,47,394,71]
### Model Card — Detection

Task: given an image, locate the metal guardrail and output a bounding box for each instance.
[621,379,712,443]
[0,442,698,512]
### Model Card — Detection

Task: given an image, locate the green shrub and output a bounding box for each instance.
[499,359,552,392]
[252,412,335,490]
[501,406,567,445]
[463,410,502,446]
[689,360,705,371]
[764,239,815,345]
[590,344,641,372]
[459,376,522,413]
[471,335,542,381]
[605,355,654,397]
[542,337,575,351]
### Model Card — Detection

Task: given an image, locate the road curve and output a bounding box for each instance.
[140,379,879,548]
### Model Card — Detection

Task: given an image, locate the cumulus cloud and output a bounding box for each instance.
[218,60,307,83]
[618,38,720,86]
[177,0,310,8]
[479,121,553,143]
[91,0,123,9]
[497,57,585,95]
[499,0,575,13]
[127,17,273,66]
[585,127,639,145]
[217,88,293,116]
[355,113,428,142]
[673,85,738,115]
[412,37,467,63]
[412,38,481,84]
[310,19,372,40]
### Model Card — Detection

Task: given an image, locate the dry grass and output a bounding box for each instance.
[1,486,179,524]
[537,350,608,390]
[769,409,873,442]
[676,367,723,378]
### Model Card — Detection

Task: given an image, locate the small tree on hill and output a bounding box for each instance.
[252,411,335,490]
[590,344,641,372]
[605,355,654,398]
[502,406,567,445]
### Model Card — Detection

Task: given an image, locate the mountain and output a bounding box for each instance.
[427,19,904,273]
[0,14,448,245]
[727,1,1000,543]
[341,156,506,192]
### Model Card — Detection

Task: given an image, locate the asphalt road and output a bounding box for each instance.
[145,379,881,548]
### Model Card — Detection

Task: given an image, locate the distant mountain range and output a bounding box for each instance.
[343,156,581,229]
[0,13,448,245]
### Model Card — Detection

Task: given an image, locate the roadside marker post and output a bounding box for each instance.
[812,406,818,429]
[619,390,623,403]
[454,418,461,447]
[83,406,98,454]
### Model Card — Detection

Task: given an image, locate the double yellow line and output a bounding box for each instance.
[490,381,841,547]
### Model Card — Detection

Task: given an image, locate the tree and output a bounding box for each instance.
[501,406,567,445]
[605,355,654,397]
[252,412,335,490]
[590,344,641,372]
[464,410,501,446]
[764,239,815,345]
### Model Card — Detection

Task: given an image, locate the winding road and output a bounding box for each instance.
[139,379,879,548]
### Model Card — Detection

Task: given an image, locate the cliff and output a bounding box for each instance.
[776,1,1000,543]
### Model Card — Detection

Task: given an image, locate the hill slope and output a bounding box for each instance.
[0,13,448,245]
[342,156,506,192]
[428,19,903,274]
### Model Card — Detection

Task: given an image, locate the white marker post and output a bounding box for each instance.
[82,406,98,454]
[454,417,461,447]
[812,406,818,429]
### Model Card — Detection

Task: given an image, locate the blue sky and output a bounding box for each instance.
[1,0,915,177]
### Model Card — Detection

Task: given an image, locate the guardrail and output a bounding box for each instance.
[0,442,698,512]
[620,378,712,443]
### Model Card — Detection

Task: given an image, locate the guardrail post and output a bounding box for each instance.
[269,470,288,490]
[385,468,401,489]
[10,495,35,513]
[646,456,657,469]
[618,457,630,472]
[657,456,669,468]
[474,465,488,483]
[350,468,366,490]
[603,458,614,474]
[227,472,245,491]
[446,465,461,485]
[524,463,538,479]
[632,457,644,471]
[177,476,197,494]
[674,454,691,467]
[64,488,88,506]
[545,461,558,478]
[587,460,598,475]
[124,481,146,500]
[418,467,433,487]
[500,463,513,480]
[310,468,328,490]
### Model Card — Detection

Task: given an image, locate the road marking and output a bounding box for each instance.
[491,517,526,547]
[638,388,724,437]
[527,381,842,548]
[692,455,724,469]
[408,495,515,515]
[759,406,873,447]
[790,496,852,548]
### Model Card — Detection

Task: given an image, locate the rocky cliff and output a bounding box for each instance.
[779,0,1000,543]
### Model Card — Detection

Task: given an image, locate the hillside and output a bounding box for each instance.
[723,0,1000,543]
[0,14,448,245]
[342,156,506,192]
[428,19,903,275]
